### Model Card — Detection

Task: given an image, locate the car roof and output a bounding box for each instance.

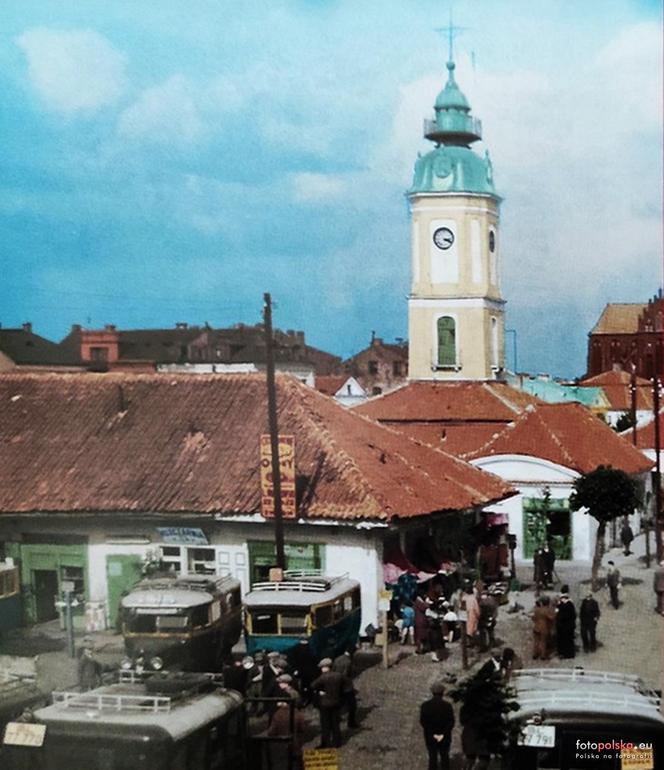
[244,575,359,608]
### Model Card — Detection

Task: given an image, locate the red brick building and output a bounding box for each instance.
[586,294,664,379]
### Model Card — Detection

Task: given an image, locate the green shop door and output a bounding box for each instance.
[106,555,143,628]
[523,497,573,560]
[247,541,324,586]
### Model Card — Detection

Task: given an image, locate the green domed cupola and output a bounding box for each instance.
[409,56,497,197]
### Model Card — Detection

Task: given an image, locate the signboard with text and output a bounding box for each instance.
[303,748,338,770]
[157,527,209,545]
[4,722,47,747]
[260,434,296,518]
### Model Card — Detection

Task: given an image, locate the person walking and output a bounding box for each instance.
[77,642,102,691]
[311,657,347,748]
[462,587,480,647]
[400,601,415,645]
[620,521,634,556]
[419,680,455,770]
[606,561,621,609]
[579,592,601,652]
[654,560,664,615]
[555,590,576,659]
[478,591,498,651]
[332,648,358,728]
[414,594,430,654]
[541,544,556,587]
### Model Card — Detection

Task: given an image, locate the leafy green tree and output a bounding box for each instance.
[569,465,640,590]
[450,669,519,759]
[614,412,635,433]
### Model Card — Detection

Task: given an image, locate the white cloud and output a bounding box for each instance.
[16,27,126,114]
[290,172,346,203]
[118,75,204,144]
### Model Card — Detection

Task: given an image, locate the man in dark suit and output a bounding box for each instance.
[419,680,455,770]
[311,657,347,748]
[579,592,601,652]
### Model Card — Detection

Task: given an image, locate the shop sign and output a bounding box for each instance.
[3,722,47,747]
[260,435,296,518]
[303,748,338,770]
[157,527,209,545]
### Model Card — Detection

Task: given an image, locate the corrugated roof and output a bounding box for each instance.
[590,303,647,335]
[580,370,653,410]
[0,373,513,521]
[354,381,541,422]
[464,402,653,474]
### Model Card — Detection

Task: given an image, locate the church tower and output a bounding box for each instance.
[407,53,505,381]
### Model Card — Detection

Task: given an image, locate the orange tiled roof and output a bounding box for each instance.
[464,402,653,474]
[629,411,664,450]
[580,370,653,410]
[354,381,541,422]
[0,373,514,521]
[315,376,348,396]
[590,303,647,335]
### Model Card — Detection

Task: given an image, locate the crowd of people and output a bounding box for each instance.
[222,642,358,767]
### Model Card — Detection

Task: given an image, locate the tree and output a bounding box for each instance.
[450,668,519,761]
[569,465,640,590]
[614,412,635,433]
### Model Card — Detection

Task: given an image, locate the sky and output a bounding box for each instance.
[0,0,661,378]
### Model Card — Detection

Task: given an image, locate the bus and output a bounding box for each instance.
[508,668,664,769]
[0,561,21,634]
[0,671,245,770]
[243,571,361,657]
[121,574,242,671]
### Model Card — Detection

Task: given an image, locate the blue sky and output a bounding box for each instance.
[0,0,661,377]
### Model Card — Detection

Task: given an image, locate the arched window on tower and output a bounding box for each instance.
[491,317,499,369]
[437,316,456,367]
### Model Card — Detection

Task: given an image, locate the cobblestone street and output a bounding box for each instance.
[1,534,662,770]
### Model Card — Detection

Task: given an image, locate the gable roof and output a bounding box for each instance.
[0,328,79,367]
[0,373,513,521]
[590,303,647,335]
[580,369,653,410]
[464,402,652,475]
[315,376,349,396]
[355,381,540,422]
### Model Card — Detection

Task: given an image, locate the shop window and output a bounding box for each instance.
[160,546,182,573]
[188,547,216,575]
[0,568,18,599]
[437,317,456,367]
[60,565,85,596]
[522,497,572,560]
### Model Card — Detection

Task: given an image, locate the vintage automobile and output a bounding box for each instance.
[120,574,242,671]
[0,670,245,770]
[507,668,664,769]
[243,571,361,657]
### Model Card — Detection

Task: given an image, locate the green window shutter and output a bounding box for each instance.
[437,316,456,367]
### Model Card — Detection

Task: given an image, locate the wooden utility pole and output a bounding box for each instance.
[263,292,286,570]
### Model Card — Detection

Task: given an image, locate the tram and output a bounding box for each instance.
[0,670,245,770]
[120,574,242,671]
[507,668,664,769]
[243,571,361,657]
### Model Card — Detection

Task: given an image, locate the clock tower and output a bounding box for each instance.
[407,55,505,381]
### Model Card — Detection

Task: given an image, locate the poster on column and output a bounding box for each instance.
[260,434,296,518]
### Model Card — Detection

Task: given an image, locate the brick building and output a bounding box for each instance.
[343,334,408,395]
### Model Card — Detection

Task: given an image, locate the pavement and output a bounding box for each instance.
[1,532,662,769]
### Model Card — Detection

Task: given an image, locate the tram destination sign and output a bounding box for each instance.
[260,434,296,519]
[4,722,47,747]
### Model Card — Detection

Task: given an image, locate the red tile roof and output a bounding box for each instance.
[0,373,514,521]
[355,381,540,422]
[315,376,348,396]
[590,303,647,334]
[580,370,653,410]
[463,402,653,474]
[628,411,664,450]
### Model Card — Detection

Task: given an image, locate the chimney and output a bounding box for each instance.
[71,324,82,333]
[371,330,375,345]
[175,322,188,330]
[22,322,32,333]
[105,324,116,332]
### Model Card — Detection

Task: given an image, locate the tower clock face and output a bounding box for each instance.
[489,231,496,252]
[433,227,454,250]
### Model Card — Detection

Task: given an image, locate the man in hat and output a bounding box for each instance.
[579,591,601,653]
[555,588,576,659]
[419,680,455,770]
[332,648,358,728]
[222,656,251,695]
[77,641,102,691]
[311,657,347,748]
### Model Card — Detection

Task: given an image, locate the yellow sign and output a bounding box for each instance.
[378,589,393,612]
[3,722,47,747]
[621,746,654,770]
[303,747,339,770]
[260,435,296,518]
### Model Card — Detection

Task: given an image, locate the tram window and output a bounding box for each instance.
[343,595,352,613]
[190,605,209,628]
[315,604,333,627]
[128,614,156,633]
[252,611,278,634]
[280,611,308,634]
[333,601,344,621]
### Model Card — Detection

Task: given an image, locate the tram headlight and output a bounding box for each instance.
[150,656,164,671]
[120,657,132,670]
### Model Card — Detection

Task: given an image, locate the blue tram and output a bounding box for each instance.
[243,572,361,657]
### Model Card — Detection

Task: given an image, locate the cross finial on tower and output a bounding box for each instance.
[435,5,467,63]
